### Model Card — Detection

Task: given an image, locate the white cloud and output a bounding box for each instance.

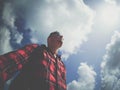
[2,2,16,28]
[105,0,117,4]
[0,2,25,54]
[0,27,13,55]
[0,3,16,55]
[67,63,96,90]
[0,0,94,59]
[95,0,120,31]
[26,0,95,59]
[101,31,120,90]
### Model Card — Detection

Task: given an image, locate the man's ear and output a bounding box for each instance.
[48,37,50,41]
[48,37,52,43]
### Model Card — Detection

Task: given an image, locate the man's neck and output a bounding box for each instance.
[48,46,58,56]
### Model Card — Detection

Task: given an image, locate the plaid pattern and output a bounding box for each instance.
[0,44,39,89]
[37,46,66,90]
[0,44,66,90]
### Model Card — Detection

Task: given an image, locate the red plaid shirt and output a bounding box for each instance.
[0,44,66,90]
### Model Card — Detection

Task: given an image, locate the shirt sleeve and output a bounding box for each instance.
[0,44,39,87]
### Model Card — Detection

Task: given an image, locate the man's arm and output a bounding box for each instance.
[0,44,39,89]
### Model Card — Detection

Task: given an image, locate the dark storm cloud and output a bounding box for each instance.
[0,0,39,53]
[0,0,55,54]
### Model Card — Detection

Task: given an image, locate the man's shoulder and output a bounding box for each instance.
[25,44,39,47]
[27,44,47,51]
[22,44,47,52]
[24,44,46,48]
[39,44,47,49]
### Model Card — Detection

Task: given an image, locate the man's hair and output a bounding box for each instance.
[48,31,61,38]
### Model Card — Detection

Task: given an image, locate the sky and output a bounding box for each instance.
[1,0,120,90]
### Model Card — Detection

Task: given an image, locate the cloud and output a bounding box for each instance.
[0,26,13,54]
[0,1,34,54]
[0,0,94,60]
[26,0,95,59]
[83,0,104,9]
[104,0,120,5]
[0,2,16,54]
[101,31,120,90]
[67,63,96,90]
[105,0,116,4]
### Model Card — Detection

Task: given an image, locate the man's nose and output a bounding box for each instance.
[60,36,63,38]
[60,36,64,42]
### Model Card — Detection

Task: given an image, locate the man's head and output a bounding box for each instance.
[47,31,63,49]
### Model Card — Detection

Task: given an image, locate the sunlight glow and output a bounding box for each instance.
[98,5,119,27]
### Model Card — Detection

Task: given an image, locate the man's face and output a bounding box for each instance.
[49,33,63,48]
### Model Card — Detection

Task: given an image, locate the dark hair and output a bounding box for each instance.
[48,31,61,38]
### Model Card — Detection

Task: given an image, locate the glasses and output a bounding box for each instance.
[50,34,64,42]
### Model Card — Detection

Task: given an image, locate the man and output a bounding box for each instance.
[0,31,66,90]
